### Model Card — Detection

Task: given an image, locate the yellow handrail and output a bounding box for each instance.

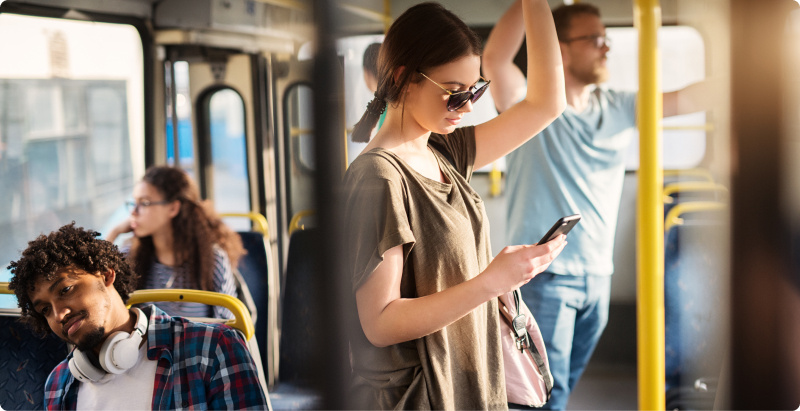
[663,168,715,183]
[489,163,502,197]
[127,289,254,341]
[0,282,11,294]
[289,209,316,235]
[290,127,313,137]
[664,201,727,233]
[662,124,714,131]
[220,212,269,235]
[635,0,665,409]
[662,182,728,204]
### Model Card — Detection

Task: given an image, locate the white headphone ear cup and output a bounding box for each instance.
[98,331,135,374]
[68,350,105,383]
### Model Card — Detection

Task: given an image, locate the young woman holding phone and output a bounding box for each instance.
[343,1,567,408]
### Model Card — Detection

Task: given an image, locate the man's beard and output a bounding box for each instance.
[570,61,609,85]
[75,326,106,352]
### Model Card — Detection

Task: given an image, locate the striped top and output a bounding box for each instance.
[141,245,236,319]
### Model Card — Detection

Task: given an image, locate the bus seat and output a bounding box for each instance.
[127,288,272,411]
[270,228,323,410]
[221,211,279,388]
[663,203,727,410]
[0,283,70,410]
[236,231,271,374]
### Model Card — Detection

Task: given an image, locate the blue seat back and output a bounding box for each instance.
[279,228,320,384]
[236,231,271,375]
[0,315,69,410]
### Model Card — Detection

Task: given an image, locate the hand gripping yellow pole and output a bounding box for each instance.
[634,0,665,409]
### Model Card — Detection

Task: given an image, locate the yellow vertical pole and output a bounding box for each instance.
[634,0,665,410]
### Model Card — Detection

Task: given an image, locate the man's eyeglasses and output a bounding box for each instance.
[562,34,611,49]
[126,200,170,213]
[418,71,491,112]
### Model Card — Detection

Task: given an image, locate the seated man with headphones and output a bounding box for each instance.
[7,223,268,410]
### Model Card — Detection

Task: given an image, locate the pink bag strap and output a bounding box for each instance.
[509,289,554,399]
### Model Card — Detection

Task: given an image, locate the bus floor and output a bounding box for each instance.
[567,302,638,410]
[568,361,638,410]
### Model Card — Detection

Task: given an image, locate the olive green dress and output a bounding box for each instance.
[343,126,506,410]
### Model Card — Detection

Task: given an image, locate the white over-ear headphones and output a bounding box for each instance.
[68,307,148,383]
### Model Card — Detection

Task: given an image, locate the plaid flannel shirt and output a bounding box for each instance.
[43,304,268,410]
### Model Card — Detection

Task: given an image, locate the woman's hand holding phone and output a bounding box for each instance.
[479,236,567,297]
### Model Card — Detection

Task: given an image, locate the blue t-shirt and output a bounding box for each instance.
[506,87,637,276]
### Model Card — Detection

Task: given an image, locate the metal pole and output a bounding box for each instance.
[634,0,665,409]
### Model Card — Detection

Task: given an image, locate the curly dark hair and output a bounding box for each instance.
[129,166,245,292]
[7,222,139,336]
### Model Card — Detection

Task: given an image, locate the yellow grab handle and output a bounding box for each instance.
[220,212,269,235]
[664,201,727,233]
[662,182,728,204]
[663,168,715,183]
[288,209,316,235]
[127,289,254,341]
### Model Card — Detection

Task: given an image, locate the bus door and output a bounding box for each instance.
[158,44,280,386]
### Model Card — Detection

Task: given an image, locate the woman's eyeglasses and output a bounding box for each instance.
[126,200,170,213]
[561,34,611,49]
[418,71,491,112]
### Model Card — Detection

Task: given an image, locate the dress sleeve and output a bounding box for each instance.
[344,156,416,293]
[211,247,236,320]
[206,326,269,409]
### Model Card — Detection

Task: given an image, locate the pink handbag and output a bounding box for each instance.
[498,289,554,407]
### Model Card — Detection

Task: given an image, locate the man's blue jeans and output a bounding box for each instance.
[520,273,611,411]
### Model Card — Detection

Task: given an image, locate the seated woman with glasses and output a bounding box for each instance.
[107,165,244,319]
[344,1,566,409]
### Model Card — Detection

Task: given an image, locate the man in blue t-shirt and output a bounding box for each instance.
[483,2,709,409]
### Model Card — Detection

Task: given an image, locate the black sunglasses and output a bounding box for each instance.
[418,71,491,112]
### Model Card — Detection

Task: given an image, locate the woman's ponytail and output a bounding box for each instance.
[352,95,386,143]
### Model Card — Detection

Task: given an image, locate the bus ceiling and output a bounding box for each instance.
[0,0,686,34]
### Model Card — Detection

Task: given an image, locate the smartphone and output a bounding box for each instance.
[537,214,581,244]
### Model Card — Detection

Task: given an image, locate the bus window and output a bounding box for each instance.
[285,83,315,220]
[89,86,133,185]
[605,26,707,170]
[0,14,143,307]
[338,35,382,165]
[165,60,195,175]
[207,88,251,231]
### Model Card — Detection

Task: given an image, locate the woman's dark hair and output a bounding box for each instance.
[8,222,139,336]
[128,166,245,291]
[552,3,601,42]
[351,2,483,143]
